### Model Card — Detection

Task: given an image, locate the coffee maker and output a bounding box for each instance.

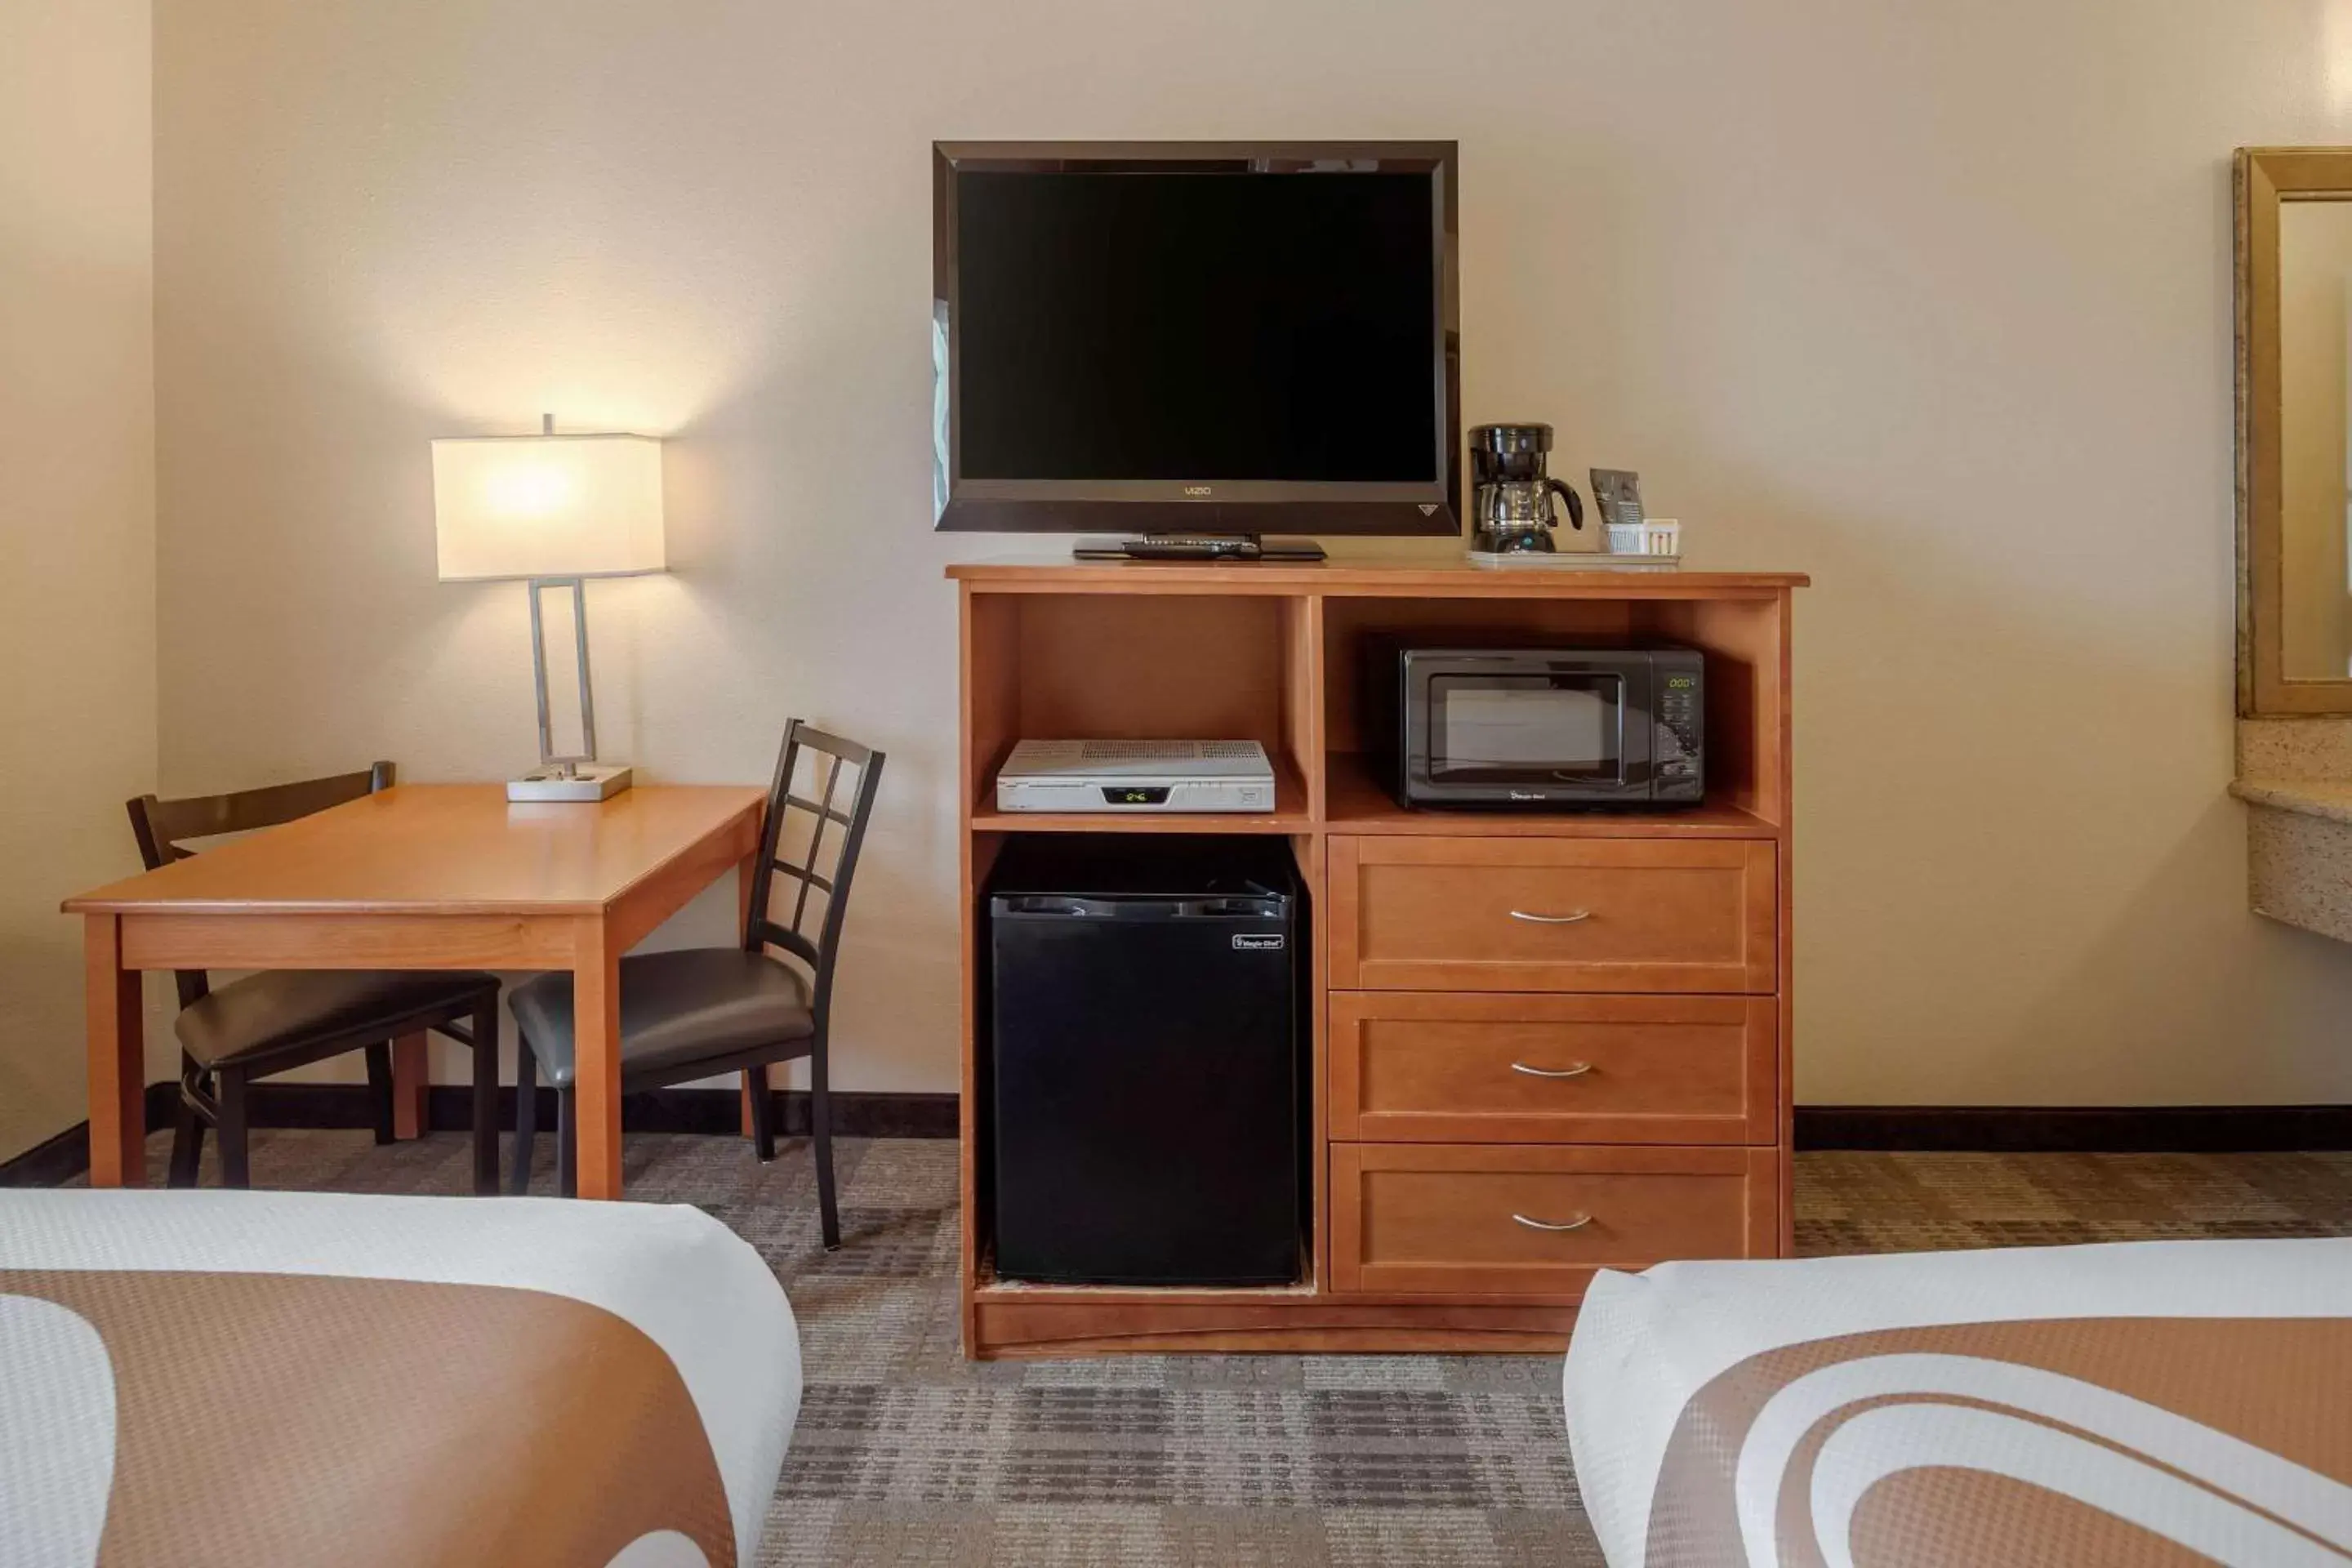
[1468,424,1587,555]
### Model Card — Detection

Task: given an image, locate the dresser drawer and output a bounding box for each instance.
[1329,992,1776,1145]
[1329,1143,1777,1297]
[1326,837,1777,994]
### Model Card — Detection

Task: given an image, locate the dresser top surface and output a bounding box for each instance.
[947,556,1808,595]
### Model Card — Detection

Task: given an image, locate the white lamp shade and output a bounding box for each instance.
[432,433,666,581]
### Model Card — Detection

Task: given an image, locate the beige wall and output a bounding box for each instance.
[149,0,2352,1109]
[2278,203,2352,679]
[1,1,157,1159]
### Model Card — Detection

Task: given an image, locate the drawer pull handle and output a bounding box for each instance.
[1512,1211,1594,1232]
[1511,1060,1594,1079]
[1510,908,1592,924]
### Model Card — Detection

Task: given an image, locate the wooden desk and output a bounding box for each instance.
[62,783,766,1198]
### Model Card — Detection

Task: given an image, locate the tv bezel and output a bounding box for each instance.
[932,140,1462,537]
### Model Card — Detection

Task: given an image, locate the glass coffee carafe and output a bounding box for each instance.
[1468,424,1586,555]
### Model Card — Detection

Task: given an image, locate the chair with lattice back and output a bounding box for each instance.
[508,721,884,1245]
[127,762,504,1191]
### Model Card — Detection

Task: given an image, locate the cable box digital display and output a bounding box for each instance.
[994,739,1276,813]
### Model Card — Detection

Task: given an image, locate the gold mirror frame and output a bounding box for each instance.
[2239,148,2352,714]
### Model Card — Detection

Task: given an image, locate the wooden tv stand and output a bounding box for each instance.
[951,558,1806,1357]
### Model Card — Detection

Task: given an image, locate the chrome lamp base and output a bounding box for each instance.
[513,577,635,804]
[507,763,634,803]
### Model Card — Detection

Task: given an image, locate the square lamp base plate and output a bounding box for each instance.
[507,764,634,803]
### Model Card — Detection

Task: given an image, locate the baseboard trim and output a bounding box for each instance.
[0,1120,95,1190]
[0,1084,955,1188]
[0,1085,178,1189]
[1795,1104,2352,1152]
[13,1095,2347,1187]
[243,1082,964,1140]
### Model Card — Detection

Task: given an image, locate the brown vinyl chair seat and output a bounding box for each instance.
[507,948,813,1089]
[173,969,501,1071]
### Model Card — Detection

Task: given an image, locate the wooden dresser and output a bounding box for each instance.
[951,559,1805,1357]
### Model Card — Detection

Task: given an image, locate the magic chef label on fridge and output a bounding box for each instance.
[1232,934,1285,951]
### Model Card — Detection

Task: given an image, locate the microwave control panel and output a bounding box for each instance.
[1653,656,1704,800]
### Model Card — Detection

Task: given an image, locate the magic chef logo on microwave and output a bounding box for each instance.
[1232,933,1285,951]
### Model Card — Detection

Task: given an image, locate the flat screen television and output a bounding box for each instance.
[932,141,1460,542]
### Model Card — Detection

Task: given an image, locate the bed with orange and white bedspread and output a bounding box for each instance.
[1563,1237,2352,1567]
[0,1189,799,1568]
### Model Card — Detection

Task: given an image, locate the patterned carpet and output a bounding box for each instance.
[106,1131,2352,1566]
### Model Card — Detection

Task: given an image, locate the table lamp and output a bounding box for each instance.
[432,416,666,801]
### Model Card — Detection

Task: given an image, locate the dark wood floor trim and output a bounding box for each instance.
[0,1084,956,1187]
[0,1119,94,1189]
[0,1085,179,1188]
[1796,1104,2352,1153]
[16,1094,2349,1186]
[244,1083,964,1140]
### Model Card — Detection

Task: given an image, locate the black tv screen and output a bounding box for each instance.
[933,143,1459,536]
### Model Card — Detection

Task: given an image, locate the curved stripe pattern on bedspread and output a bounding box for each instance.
[0,1190,800,1568]
[1561,1237,2352,1568]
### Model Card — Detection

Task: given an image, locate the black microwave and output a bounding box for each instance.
[1373,645,1705,808]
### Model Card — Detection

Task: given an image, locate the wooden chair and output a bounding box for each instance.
[508,722,884,1245]
[127,762,503,1192]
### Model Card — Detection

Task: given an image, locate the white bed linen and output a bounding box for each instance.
[1562,1237,2352,1568]
[0,1189,800,1566]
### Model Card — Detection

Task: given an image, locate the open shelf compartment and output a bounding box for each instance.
[964,589,1321,834]
[1320,592,1788,831]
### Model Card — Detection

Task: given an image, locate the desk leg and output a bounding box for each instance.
[391,1032,430,1140]
[738,850,765,1138]
[85,915,145,1188]
[740,1067,771,1139]
[573,917,624,1200]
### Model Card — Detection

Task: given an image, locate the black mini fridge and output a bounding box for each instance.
[987,835,1301,1286]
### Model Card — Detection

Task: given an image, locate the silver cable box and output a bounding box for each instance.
[995,739,1276,813]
